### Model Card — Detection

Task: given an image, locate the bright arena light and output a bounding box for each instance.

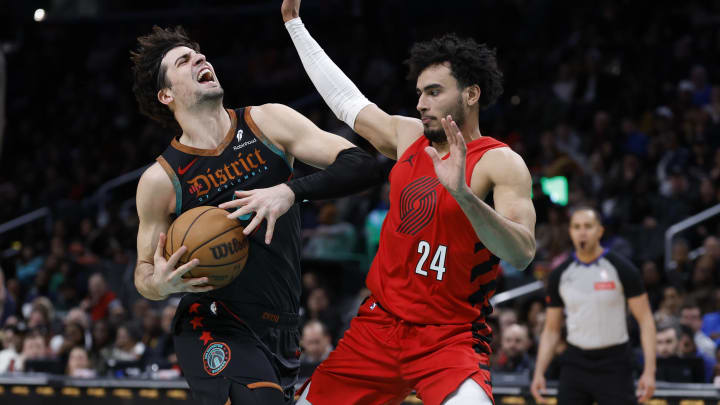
[34,9,46,22]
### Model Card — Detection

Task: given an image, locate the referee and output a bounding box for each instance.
[531,207,656,404]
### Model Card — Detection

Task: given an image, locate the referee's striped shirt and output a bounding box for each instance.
[546,249,645,350]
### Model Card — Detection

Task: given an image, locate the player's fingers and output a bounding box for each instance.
[449,120,465,149]
[234,190,254,199]
[243,209,265,235]
[183,276,209,287]
[264,214,277,245]
[186,284,215,293]
[227,204,256,220]
[218,196,251,209]
[166,245,188,269]
[171,257,199,279]
[424,146,441,166]
[154,233,167,261]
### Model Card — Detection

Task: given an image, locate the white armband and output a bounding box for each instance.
[285,18,372,129]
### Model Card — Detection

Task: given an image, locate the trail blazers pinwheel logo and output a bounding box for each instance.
[396,176,441,235]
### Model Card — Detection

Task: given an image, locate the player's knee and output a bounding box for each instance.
[295,381,312,405]
[441,379,492,405]
[228,382,286,405]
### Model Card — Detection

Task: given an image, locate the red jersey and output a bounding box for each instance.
[366,134,507,325]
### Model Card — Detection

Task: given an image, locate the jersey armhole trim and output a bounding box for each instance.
[243,106,293,171]
[156,156,182,217]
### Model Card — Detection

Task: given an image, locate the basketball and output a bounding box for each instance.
[164,206,249,288]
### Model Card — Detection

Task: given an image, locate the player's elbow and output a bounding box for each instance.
[512,240,536,270]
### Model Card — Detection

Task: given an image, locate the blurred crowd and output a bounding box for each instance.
[0,0,720,385]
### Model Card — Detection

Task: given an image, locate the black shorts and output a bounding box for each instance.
[172,295,300,405]
[558,343,637,405]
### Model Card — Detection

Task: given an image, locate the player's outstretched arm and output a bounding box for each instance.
[281,0,421,160]
[135,164,213,300]
[220,103,385,244]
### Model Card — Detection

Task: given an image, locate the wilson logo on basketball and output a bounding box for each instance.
[209,237,249,260]
[186,149,268,197]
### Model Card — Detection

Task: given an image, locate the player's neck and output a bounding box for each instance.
[575,245,605,263]
[176,105,231,149]
[431,121,482,156]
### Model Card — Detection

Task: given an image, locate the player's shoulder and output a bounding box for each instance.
[474,145,530,185]
[137,162,174,197]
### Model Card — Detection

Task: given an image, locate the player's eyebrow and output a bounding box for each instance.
[175,52,191,67]
[416,84,442,94]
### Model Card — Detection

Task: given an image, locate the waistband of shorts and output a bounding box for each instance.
[566,341,630,358]
[176,295,299,329]
[219,301,299,329]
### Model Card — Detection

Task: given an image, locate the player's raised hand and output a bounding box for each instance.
[281,0,301,22]
[424,115,469,197]
[219,184,295,245]
[151,233,214,296]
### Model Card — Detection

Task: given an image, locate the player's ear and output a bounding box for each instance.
[158,88,174,106]
[465,84,481,107]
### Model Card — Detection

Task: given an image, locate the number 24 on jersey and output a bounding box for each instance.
[415,241,447,281]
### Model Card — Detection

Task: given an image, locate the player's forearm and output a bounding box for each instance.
[454,189,535,269]
[638,314,657,374]
[533,328,561,378]
[134,261,166,301]
[284,18,371,130]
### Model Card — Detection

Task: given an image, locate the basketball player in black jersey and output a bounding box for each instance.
[130,27,384,405]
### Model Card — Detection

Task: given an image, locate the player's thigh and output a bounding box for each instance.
[441,379,492,405]
[303,303,410,404]
[175,331,282,404]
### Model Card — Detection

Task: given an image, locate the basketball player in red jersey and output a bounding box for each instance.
[131,26,385,405]
[281,1,536,404]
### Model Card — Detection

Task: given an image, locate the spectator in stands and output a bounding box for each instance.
[0,324,22,372]
[145,302,177,368]
[15,245,44,286]
[89,319,114,374]
[54,321,86,365]
[677,325,714,382]
[655,285,684,325]
[0,270,16,326]
[492,323,534,373]
[140,308,161,355]
[656,323,705,383]
[300,320,333,364]
[26,298,53,337]
[108,323,144,363]
[66,346,95,378]
[641,260,664,311]
[680,300,717,359]
[49,307,90,355]
[702,289,720,343]
[19,330,52,372]
[302,202,357,260]
[301,287,343,343]
[82,273,120,322]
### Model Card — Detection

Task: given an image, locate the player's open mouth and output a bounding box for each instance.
[197,68,215,84]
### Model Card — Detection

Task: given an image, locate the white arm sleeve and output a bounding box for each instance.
[285,18,372,129]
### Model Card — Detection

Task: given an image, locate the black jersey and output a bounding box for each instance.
[157,107,301,314]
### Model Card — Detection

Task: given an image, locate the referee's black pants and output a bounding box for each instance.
[558,343,637,405]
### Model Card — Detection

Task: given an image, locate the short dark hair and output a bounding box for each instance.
[405,33,504,110]
[569,206,603,224]
[130,26,200,128]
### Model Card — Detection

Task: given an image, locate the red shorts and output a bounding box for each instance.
[301,296,493,405]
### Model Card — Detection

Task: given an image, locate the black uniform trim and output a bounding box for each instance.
[604,251,645,298]
[546,256,572,307]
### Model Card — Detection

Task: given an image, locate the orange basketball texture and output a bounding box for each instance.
[164,206,249,288]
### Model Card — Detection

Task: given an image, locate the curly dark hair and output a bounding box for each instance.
[405,34,504,110]
[130,26,200,128]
